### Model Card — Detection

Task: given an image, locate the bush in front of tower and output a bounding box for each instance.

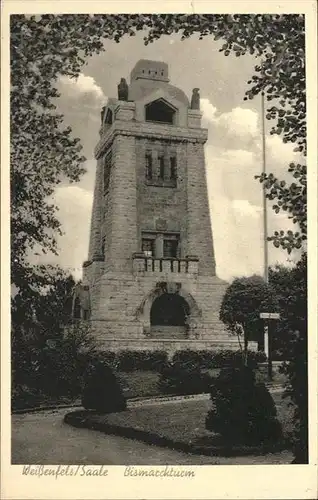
[205,364,283,446]
[171,349,266,370]
[82,360,127,413]
[157,360,213,395]
[116,350,168,372]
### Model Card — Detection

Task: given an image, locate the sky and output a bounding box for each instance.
[32,31,303,282]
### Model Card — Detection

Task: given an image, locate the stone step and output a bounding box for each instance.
[149,326,187,339]
[149,333,187,339]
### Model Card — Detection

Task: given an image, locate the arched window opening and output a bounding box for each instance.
[145,99,176,124]
[150,293,190,327]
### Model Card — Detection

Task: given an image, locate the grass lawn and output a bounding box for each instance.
[102,392,294,444]
[117,367,287,401]
[102,398,213,445]
[116,371,161,398]
[66,391,295,461]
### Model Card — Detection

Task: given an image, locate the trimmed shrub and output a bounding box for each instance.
[82,349,265,375]
[172,349,266,370]
[158,361,213,395]
[116,350,140,372]
[212,349,266,368]
[140,350,169,372]
[172,350,203,368]
[205,365,282,445]
[82,361,126,413]
[88,351,117,369]
[115,350,168,372]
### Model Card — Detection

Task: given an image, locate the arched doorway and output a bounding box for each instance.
[150,293,190,337]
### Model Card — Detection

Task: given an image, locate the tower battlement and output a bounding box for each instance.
[130,59,169,83]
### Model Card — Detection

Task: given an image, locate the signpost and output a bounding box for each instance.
[260,312,280,380]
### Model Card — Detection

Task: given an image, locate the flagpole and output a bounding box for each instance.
[261,91,269,285]
[261,91,270,368]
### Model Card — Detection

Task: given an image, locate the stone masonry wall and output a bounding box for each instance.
[186,142,216,276]
[107,134,138,273]
[87,157,103,261]
[135,138,188,255]
[88,271,234,344]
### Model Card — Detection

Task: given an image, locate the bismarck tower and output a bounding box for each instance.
[80,59,238,353]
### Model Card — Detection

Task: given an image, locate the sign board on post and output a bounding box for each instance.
[260,312,280,381]
[260,312,280,320]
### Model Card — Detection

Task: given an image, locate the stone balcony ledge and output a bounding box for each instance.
[132,253,199,275]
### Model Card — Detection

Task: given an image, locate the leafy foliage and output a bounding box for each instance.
[283,328,307,463]
[12,321,97,405]
[158,349,268,396]
[268,257,307,359]
[12,267,76,342]
[76,349,266,374]
[256,162,306,253]
[274,254,307,462]
[158,361,213,396]
[220,275,278,356]
[171,349,266,369]
[205,365,283,445]
[82,361,127,413]
[11,269,97,405]
[11,15,87,295]
[115,350,168,372]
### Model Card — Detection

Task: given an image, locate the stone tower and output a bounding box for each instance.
[81,59,238,353]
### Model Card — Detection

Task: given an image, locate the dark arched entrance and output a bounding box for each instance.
[150,293,190,327]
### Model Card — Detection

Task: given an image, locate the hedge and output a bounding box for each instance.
[87,349,266,372]
[89,350,168,372]
[157,363,213,395]
[172,349,267,369]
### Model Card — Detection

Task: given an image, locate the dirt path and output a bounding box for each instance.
[12,408,293,465]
